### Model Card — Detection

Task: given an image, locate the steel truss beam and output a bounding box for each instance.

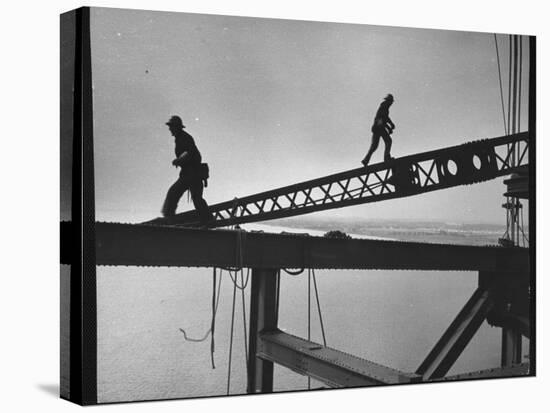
[63,222,529,271]
[156,132,529,228]
[258,330,421,387]
[415,287,495,380]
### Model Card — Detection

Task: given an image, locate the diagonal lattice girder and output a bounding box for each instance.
[149,132,529,228]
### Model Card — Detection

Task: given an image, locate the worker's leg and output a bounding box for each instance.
[161,177,189,217]
[362,133,381,166]
[381,133,393,161]
[190,179,214,224]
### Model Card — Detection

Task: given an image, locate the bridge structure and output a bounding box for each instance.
[61,8,535,405]
[62,128,533,400]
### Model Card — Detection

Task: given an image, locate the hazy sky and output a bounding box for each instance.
[90,7,530,224]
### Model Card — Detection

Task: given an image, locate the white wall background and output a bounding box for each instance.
[0,0,547,412]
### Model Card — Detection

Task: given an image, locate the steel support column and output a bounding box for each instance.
[61,7,97,405]
[247,269,280,393]
[528,34,536,375]
[479,270,530,367]
[501,328,523,367]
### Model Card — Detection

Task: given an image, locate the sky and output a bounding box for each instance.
[89,7,530,224]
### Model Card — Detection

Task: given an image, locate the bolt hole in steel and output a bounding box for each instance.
[447,159,458,176]
[472,154,482,170]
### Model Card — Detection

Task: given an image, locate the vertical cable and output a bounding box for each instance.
[512,35,518,244]
[518,36,523,133]
[506,34,512,135]
[312,269,327,346]
[210,268,217,369]
[241,269,249,370]
[515,36,524,248]
[307,268,311,390]
[226,271,237,395]
[512,35,518,137]
[494,34,507,134]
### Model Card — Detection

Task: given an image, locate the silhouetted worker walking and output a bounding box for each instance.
[161,115,213,224]
[362,94,395,166]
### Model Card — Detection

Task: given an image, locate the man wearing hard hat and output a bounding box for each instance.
[362,94,396,166]
[161,115,213,224]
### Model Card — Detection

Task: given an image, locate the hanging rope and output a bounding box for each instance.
[282,268,305,276]
[210,268,218,368]
[179,268,223,369]
[225,220,251,394]
[179,224,251,390]
[312,269,327,346]
[275,267,328,389]
[241,269,249,370]
[222,226,246,273]
[226,269,238,395]
[228,269,250,290]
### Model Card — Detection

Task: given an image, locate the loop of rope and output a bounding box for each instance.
[178,268,223,369]
[282,268,305,276]
[227,268,250,290]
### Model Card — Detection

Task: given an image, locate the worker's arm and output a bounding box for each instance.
[386,117,395,130]
[172,151,190,167]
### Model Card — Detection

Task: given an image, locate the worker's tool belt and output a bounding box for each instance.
[200,163,210,187]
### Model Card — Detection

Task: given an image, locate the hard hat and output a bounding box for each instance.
[165,115,186,128]
[384,94,394,101]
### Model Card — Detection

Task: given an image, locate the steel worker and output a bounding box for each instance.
[361,94,395,166]
[161,115,213,224]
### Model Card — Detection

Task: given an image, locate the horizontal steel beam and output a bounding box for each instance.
[437,363,530,381]
[61,222,529,271]
[258,330,420,387]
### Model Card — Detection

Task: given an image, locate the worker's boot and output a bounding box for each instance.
[361,155,371,167]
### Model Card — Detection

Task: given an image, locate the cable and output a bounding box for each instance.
[518,36,523,134]
[512,35,518,138]
[307,269,311,390]
[312,269,327,347]
[506,34,512,135]
[241,269,249,370]
[210,268,217,368]
[494,34,508,134]
[226,268,238,395]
